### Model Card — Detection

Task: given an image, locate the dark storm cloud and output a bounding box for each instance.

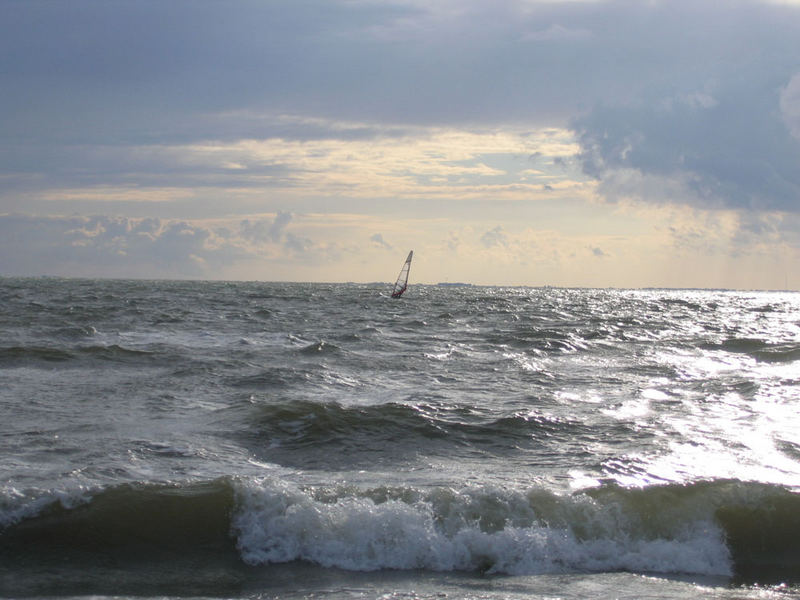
[2,0,800,215]
[569,2,800,213]
[574,78,800,212]
[5,0,756,145]
[0,0,426,145]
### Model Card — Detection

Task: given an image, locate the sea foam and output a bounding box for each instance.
[231,477,732,577]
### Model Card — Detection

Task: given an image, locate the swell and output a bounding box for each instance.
[703,338,800,363]
[235,399,603,469]
[0,479,238,563]
[0,343,160,369]
[715,486,800,582]
[0,345,76,365]
[0,479,244,597]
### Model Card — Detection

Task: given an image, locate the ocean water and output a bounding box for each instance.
[2,278,800,599]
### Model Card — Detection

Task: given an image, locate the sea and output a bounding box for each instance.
[2,277,800,599]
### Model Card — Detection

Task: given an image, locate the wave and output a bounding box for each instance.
[226,365,318,389]
[247,399,588,440]
[703,338,800,363]
[298,340,341,355]
[0,345,76,365]
[752,344,800,363]
[3,478,799,585]
[0,343,160,369]
[232,478,731,577]
[0,479,242,596]
[0,480,236,555]
[235,400,601,469]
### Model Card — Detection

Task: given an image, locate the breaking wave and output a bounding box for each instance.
[3,477,799,584]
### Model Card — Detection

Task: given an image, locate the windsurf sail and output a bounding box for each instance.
[391,250,413,298]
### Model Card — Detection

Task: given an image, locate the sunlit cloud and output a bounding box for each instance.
[41,187,196,203]
[172,125,583,200]
[2,0,800,288]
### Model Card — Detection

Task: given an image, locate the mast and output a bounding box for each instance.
[391,251,413,298]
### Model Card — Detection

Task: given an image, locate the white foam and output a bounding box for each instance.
[231,478,732,577]
[0,484,93,528]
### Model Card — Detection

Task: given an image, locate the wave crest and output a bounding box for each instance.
[4,478,800,583]
[232,478,734,577]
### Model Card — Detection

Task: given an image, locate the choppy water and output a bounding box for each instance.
[2,278,800,598]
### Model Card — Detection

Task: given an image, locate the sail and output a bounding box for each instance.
[391,251,413,298]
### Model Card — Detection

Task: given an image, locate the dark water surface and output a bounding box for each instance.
[2,278,800,598]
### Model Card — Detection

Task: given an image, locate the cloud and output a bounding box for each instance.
[4,0,799,217]
[480,226,508,248]
[590,246,607,258]
[240,211,293,244]
[0,126,580,215]
[0,215,217,278]
[521,23,592,43]
[574,79,800,212]
[10,0,795,147]
[284,232,314,255]
[2,0,800,287]
[443,231,462,252]
[781,73,800,140]
[0,213,308,278]
[370,233,392,249]
[569,3,800,214]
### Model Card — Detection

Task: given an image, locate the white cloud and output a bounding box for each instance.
[3,206,798,289]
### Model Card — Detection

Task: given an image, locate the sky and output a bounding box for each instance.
[2,0,800,288]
